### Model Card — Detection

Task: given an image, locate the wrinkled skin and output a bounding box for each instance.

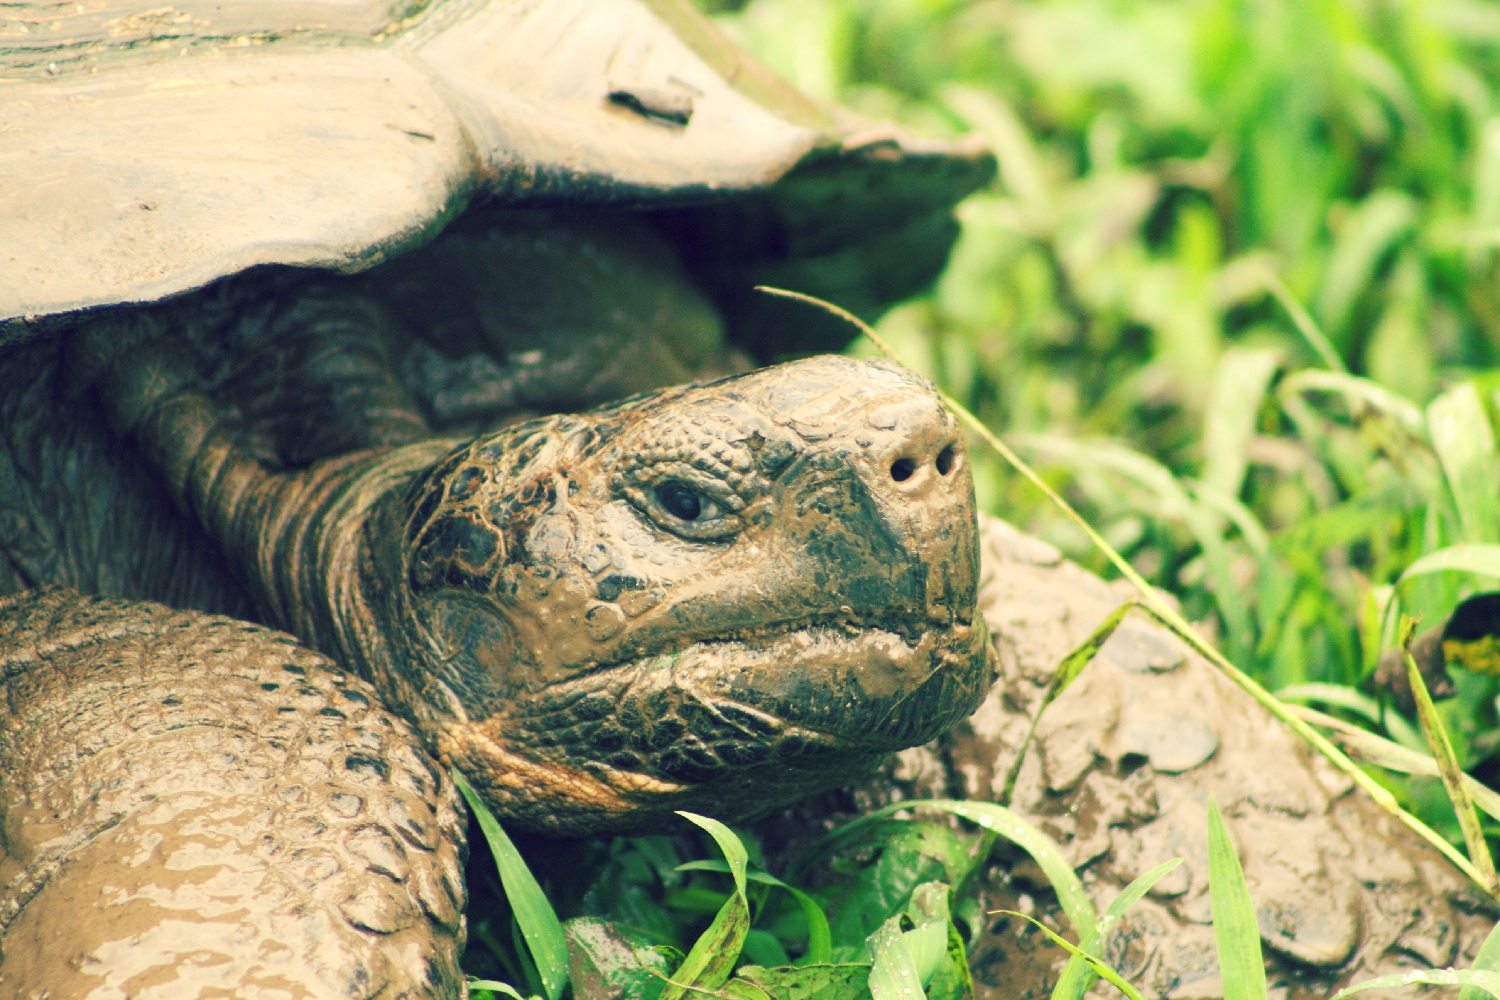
[808,516,1494,999]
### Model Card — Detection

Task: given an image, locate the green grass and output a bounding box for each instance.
[469,0,1500,995]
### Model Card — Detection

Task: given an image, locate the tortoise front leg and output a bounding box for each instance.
[0,589,466,998]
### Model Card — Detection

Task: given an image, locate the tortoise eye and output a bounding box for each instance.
[655,482,714,522]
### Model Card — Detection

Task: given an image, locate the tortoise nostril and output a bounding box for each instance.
[890,457,916,482]
[935,445,955,476]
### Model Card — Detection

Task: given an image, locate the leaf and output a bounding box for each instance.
[1460,919,1500,1000]
[1051,859,1184,1000]
[821,801,1096,947]
[660,813,753,1000]
[469,980,531,1000]
[991,912,1146,1000]
[1206,798,1266,1000]
[1427,383,1500,545]
[1278,370,1428,441]
[452,769,570,1000]
[941,85,1050,216]
[1275,682,1425,752]
[734,964,874,1000]
[1396,544,1500,587]
[1286,703,1500,822]
[1203,346,1283,498]
[866,916,925,1000]
[826,822,971,951]
[1000,600,1137,805]
[1401,615,1499,891]
[903,882,952,987]
[744,930,793,969]
[1333,969,1500,998]
[676,861,832,963]
[1314,189,1418,343]
[564,917,672,1000]
[1259,267,1345,372]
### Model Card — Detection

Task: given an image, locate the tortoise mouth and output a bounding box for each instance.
[504,616,991,799]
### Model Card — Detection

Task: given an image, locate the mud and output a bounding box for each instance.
[907,515,1495,998]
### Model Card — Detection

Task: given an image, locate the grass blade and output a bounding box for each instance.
[1396,544,1500,586]
[1206,797,1266,1000]
[1000,600,1137,805]
[1427,383,1500,545]
[1460,919,1500,1000]
[1052,858,1183,1000]
[1401,615,1499,891]
[468,980,529,1000]
[1276,682,1426,752]
[676,860,833,964]
[1288,703,1500,822]
[1203,346,1282,499]
[452,770,569,1000]
[1333,969,1500,998]
[993,912,1146,1000]
[1259,266,1346,372]
[660,813,752,1000]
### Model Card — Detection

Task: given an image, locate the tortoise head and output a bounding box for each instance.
[365,356,991,833]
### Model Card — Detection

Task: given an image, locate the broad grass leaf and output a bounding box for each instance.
[1460,919,1500,1000]
[676,860,832,964]
[1276,682,1425,752]
[903,882,952,987]
[1051,858,1183,1000]
[1333,969,1500,998]
[992,912,1145,1000]
[1314,189,1418,342]
[1288,703,1500,822]
[469,979,531,1000]
[1203,346,1282,499]
[1278,370,1428,441]
[452,769,569,1000]
[660,813,753,1000]
[866,916,924,1000]
[1401,616,1498,890]
[1396,544,1500,589]
[1206,798,1267,1000]
[823,801,1096,945]
[1427,383,1500,545]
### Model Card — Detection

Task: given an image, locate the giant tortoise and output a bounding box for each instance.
[0,0,1491,995]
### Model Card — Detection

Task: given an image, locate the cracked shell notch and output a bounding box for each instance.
[368,355,992,833]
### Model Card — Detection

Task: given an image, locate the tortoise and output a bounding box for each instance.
[0,0,997,992]
[0,0,1490,995]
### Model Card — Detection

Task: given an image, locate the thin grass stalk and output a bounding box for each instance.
[755,286,1500,903]
[1258,266,1347,373]
[1400,615,1499,890]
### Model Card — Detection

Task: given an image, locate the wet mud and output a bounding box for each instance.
[902,515,1496,998]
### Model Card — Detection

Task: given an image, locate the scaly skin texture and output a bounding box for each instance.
[0,588,467,999]
[0,234,989,995]
[858,515,1495,998]
[77,308,991,832]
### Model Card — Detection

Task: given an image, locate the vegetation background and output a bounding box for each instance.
[699,0,1500,825]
